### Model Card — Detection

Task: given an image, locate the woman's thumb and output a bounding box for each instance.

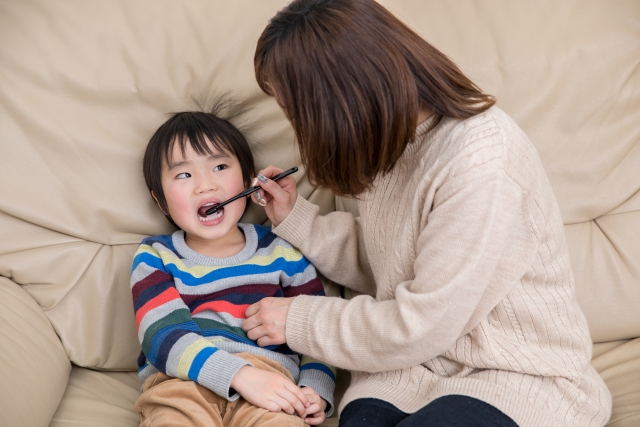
[257,174,288,200]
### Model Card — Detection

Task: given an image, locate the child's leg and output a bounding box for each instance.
[135,372,225,427]
[223,353,309,427]
[226,398,308,427]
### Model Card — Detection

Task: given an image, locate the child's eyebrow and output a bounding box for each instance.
[167,152,230,171]
[167,159,190,171]
[208,152,231,160]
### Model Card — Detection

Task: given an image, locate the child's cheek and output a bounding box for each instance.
[164,185,192,221]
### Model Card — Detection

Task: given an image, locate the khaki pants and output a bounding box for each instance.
[135,352,308,427]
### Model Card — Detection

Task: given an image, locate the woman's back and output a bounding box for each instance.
[285,106,611,426]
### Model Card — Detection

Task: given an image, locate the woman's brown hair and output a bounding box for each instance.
[255,0,495,196]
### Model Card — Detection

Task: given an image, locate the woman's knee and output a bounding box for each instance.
[338,398,407,427]
[396,395,518,427]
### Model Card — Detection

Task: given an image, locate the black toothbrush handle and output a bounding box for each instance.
[204,166,299,216]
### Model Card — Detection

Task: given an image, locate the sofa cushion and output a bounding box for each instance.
[49,368,140,427]
[49,367,349,427]
[592,339,640,426]
[0,278,71,427]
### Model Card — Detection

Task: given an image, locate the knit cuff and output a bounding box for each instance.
[272,195,319,249]
[197,350,252,401]
[298,369,336,417]
[285,295,319,357]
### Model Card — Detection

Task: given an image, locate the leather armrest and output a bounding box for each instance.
[0,277,71,427]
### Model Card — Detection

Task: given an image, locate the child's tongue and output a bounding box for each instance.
[198,204,220,218]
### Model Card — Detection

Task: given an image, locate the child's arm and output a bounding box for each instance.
[132,239,308,415]
[279,249,337,417]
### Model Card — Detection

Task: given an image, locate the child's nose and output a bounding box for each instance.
[195,176,219,193]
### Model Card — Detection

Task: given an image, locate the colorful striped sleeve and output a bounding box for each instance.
[275,243,336,416]
[130,239,251,400]
[299,355,337,417]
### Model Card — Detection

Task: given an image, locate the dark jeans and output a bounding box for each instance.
[339,395,519,427]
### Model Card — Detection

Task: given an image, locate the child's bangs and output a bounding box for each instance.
[163,126,236,168]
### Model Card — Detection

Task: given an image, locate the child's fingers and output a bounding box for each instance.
[304,402,321,416]
[276,387,307,417]
[285,381,310,408]
[271,394,295,415]
[304,411,326,425]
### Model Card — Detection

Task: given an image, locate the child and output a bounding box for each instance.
[130,105,335,427]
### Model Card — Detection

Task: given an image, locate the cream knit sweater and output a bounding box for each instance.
[273,107,611,427]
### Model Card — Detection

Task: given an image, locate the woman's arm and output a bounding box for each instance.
[287,166,539,372]
[274,195,376,296]
[253,167,376,295]
[248,153,540,372]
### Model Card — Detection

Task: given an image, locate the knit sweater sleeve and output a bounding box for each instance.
[130,240,251,399]
[272,196,376,296]
[282,148,540,372]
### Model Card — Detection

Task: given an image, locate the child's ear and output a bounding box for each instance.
[150,191,168,215]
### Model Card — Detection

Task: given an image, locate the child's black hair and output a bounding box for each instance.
[143,99,256,226]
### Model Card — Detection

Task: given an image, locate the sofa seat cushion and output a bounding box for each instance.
[592,338,640,426]
[48,357,640,427]
[49,367,349,427]
[49,368,140,427]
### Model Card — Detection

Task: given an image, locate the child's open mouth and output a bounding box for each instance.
[197,203,224,222]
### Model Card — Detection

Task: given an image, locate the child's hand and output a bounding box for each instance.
[301,387,327,425]
[230,366,309,417]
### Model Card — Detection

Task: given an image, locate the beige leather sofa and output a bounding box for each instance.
[1,1,639,426]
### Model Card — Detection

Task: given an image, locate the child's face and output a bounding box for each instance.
[159,139,247,244]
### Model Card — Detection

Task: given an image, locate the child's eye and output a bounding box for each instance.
[213,164,227,172]
[176,172,191,179]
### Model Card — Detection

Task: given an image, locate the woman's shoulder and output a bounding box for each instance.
[432,106,542,187]
[441,106,529,153]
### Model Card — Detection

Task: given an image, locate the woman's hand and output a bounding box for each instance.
[251,165,298,227]
[301,387,328,425]
[243,297,293,346]
[230,365,309,416]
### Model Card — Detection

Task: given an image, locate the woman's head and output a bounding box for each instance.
[255,0,495,196]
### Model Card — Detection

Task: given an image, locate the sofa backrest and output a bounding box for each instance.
[1,0,638,371]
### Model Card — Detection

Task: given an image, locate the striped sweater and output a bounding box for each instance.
[130,223,336,415]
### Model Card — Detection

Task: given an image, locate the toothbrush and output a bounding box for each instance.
[204,166,299,216]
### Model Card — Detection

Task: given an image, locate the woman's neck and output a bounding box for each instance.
[417,108,433,126]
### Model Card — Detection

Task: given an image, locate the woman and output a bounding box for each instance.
[242,0,611,426]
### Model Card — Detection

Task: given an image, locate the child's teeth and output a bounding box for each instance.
[198,209,223,221]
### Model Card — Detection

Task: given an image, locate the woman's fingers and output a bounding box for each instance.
[250,166,283,205]
[257,173,293,203]
[243,297,291,345]
[257,335,280,347]
[245,325,268,342]
[244,300,262,320]
[249,165,299,226]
